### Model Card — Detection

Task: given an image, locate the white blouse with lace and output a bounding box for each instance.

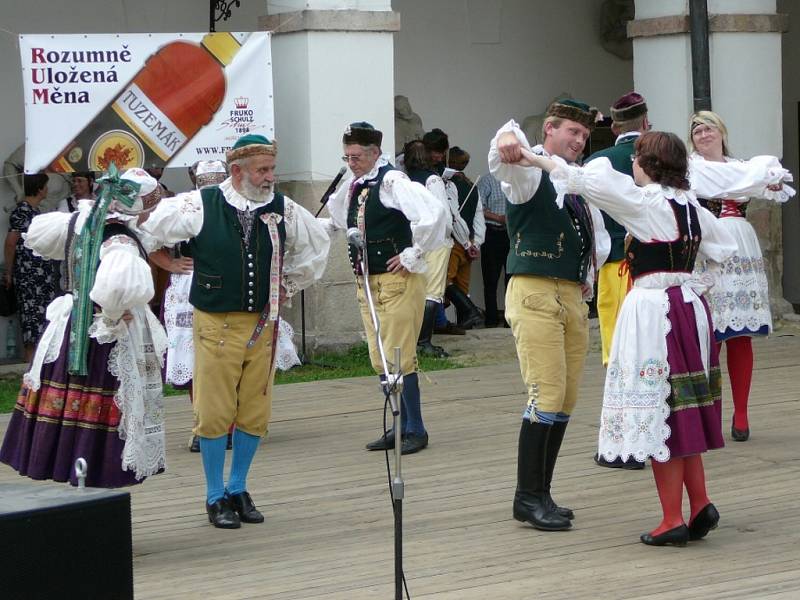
[22,205,168,481]
[549,156,738,462]
[322,155,448,273]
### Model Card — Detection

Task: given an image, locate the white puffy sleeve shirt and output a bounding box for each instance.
[142,182,330,298]
[324,159,448,273]
[689,153,796,203]
[549,157,737,264]
[91,235,155,321]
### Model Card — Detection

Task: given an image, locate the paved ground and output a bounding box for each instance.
[1,323,799,599]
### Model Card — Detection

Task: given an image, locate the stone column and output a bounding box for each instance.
[629,0,792,317]
[261,1,400,353]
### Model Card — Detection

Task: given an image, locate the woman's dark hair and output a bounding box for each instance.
[403,140,431,172]
[634,132,690,190]
[23,173,49,197]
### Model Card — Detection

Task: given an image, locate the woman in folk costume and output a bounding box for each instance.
[514,131,790,546]
[0,166,168,487]
[688,111,796,442]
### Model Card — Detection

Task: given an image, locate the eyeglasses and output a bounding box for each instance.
[341,154,365,163]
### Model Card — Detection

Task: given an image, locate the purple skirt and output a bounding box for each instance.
[663,286,724,457]
[0,319,144,488]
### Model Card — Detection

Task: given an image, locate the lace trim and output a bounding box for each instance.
[91,310,166,480]
[399,246,427,273]
[598,292,672,463]
[548,159,583,209]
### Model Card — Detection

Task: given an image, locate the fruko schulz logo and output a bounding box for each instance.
[219,96,256,135]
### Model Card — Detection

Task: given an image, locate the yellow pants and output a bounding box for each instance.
[192,309,276,438]
[597,260,629,366]
[447,244,472,294]
[357,271,424,375]
[423,244,451,302]
[505,274,589,418]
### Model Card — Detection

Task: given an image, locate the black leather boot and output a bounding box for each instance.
[445,284,483,329]
[417,300,449,358]
[513,420,572,531]
[544,421,575,520]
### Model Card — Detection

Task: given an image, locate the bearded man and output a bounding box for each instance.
[143,134,330,528]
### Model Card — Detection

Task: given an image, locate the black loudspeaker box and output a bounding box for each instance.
[0,482,133,600]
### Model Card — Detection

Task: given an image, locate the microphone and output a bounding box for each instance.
[320,166,347,205]
[346,227,364,248]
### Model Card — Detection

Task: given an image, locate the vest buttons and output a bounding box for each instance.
[249,290,254,295]
[249,272,254,277]
[248,307,254,312]
[247,253,253,259]
[205,283,211,289]
[249,281,254,287]
[248,263,253,268]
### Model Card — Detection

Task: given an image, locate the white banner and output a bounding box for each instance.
[19,32,274,173]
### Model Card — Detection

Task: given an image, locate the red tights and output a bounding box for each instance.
[650,455,710,535]
[721,336,753,430]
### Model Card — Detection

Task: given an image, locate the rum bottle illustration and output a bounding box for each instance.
[49,32,244,173]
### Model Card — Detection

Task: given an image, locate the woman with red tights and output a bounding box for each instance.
[519,131,792,547]
[689,111,796,442]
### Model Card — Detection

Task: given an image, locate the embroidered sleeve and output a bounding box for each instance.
[140,191,204,245]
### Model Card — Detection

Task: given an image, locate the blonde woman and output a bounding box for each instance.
[688,111,795,442]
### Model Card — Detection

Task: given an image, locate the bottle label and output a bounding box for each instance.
[111,82,187,161]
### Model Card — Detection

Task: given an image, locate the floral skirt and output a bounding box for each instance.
[599,280,723,462]
[696,217,771,341]
[0,317,165,487]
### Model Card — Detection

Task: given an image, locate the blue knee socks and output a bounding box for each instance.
[227,428,261,496]
[199,435,228,505]
[401,373,425,436]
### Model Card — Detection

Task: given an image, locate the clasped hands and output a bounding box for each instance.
[497,132,556,172]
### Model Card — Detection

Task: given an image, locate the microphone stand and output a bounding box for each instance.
[354,237,405,600]
[298,167,347,363]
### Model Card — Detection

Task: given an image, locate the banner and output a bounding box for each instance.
[19,32,273,173]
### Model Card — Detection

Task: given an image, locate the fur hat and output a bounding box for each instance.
[226,134,277,163]
[343,122,383,146]
[610,92,648,123]
[546,99,600,131]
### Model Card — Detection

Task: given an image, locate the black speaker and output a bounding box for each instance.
[0,483,133,600]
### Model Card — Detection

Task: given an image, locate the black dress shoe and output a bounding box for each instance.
[189,435,200,453]
[731,419,750,442]
[513,493,572,531]
[227,491,264,524]
[401,432,429,455]
[206,498,241,529]
[640,524,689,547]
[366,430,396,451]
[688,503,719,540]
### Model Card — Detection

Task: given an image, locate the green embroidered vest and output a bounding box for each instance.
[346,163,413,274]
[505,171,593,283]
[187,186,286,313]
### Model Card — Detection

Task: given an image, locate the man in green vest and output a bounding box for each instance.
[142,134,331,529]
[323,122,448,455]
[490,100,609,531]
[587,91,650,471]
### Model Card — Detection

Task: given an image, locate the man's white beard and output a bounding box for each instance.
[240,177,272,203]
